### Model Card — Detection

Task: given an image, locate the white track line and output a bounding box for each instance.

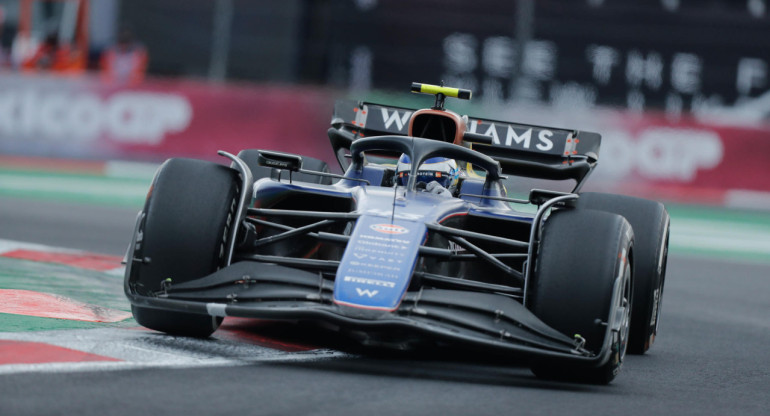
[672,219,770,255]
[0,327,345,375]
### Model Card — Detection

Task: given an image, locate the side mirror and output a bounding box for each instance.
[529,188,576,207]
[257,150,302,172]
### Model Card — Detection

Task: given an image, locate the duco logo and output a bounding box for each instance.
[370,223,409,235]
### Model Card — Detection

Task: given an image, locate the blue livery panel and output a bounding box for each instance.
[333,215,425,311]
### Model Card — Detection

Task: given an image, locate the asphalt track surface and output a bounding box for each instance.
[1,196,769,415]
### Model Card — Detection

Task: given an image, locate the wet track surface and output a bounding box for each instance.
[1,196,769,415]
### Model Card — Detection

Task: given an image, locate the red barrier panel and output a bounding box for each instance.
[117,80,337,164]
[0,74,337,167]
[1,73,768,207]
[582,112,770,206]
[595,113,770,191]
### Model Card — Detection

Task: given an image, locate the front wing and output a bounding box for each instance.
[125,261,614,366]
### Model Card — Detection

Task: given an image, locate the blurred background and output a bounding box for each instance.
[0,0,769,209]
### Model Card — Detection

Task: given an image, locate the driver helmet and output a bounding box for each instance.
[396,155,459,190]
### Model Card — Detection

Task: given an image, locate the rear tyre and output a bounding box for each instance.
[576,192,670,354]
[529,209,633,384]
[127,158,239,338]
[236,149,332,184]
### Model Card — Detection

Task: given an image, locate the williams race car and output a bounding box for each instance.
[124,83,670,384]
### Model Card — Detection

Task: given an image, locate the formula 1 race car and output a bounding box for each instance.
[124,83,670,384]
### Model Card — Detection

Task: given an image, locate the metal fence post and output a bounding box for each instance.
[209,0,234,82]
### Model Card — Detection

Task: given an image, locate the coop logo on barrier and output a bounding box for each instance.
[596,127,724,182]
[370,223,410,235]
[0,89,192,144]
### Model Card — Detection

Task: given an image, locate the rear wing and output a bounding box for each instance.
[328,100,601,186]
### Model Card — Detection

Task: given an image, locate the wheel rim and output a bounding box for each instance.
[651,231,669,339]
[615,260,632,366]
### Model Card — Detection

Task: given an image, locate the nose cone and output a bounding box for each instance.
[333,215,425,313]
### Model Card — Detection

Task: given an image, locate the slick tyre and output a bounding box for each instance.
[576,192,670,354]
[236,149,332,184]
[127,158,239,338]
[529,209,634,384]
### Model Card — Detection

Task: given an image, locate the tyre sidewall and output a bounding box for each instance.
[530,208,634,383]
[127,158,238,337]
[576,192,670,354]
[132,158,238,292]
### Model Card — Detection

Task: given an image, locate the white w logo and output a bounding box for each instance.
[355,288,379,298]
[380,108,412,131]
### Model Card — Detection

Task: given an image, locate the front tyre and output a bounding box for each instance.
[126,158,239,337]
[529,209,634,384]
[577,192,670,354]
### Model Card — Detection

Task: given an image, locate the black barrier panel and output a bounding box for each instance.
[118,0,770,115]
[323,0,770,114]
